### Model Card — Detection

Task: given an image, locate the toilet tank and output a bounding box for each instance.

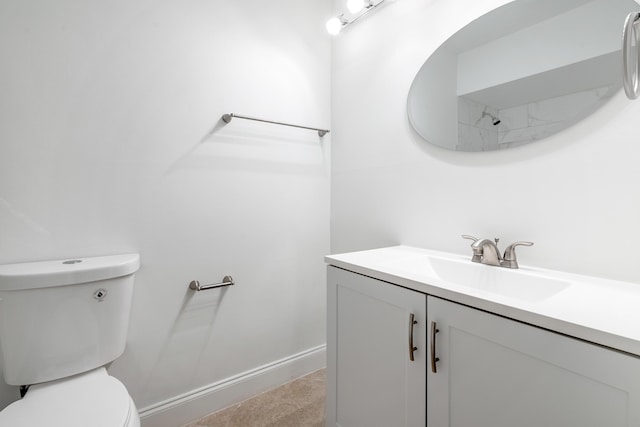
[0,254,140,386]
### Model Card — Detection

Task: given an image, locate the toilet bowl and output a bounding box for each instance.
[0,254,141,427]
[0,368,140,427]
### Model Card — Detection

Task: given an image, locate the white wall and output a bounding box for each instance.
[331,0,640,284]
[0,0,331,424]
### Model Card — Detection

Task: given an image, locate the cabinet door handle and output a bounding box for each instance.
[409,313,418,361]
[430,321,440,373]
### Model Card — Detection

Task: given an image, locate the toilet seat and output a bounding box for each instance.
[0,368,138,427]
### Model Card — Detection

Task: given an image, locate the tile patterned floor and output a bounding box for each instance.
[182,369,326,427]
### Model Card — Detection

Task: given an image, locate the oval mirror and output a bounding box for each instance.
[408,0,639,151]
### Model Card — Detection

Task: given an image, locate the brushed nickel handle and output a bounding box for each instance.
[430,321,440,373]
[502,241,534,269]
[462,235,483,262]
[409,313,418,361]
[503,241,533,258]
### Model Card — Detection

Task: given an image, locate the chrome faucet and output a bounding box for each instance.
[462,235,533,269]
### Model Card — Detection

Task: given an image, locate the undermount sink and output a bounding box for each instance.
[425,256,571,301]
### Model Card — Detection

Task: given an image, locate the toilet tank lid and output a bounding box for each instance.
[0,253,140,291]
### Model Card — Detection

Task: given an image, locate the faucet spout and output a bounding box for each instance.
[470,238,503,266]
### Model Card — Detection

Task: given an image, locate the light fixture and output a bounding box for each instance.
[347,0,369,14]
[326,14,348,36]
[326,0,386,35]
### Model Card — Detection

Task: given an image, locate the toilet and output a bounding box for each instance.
[0,254,141,427]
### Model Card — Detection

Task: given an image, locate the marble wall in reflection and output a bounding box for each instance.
[457,97,500,151]
[457,85,616,151]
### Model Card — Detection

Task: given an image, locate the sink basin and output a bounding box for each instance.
[426,256,571,301]
[326,245,640,359]
[334,246,573,303]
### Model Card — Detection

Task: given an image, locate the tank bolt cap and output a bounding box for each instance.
[94,289,108,301]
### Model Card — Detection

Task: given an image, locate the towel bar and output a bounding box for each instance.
[221,113,330,137]
[189,275,234,291]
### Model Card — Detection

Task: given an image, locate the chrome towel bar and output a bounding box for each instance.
[221,113,330,137]
[189,275,234,291]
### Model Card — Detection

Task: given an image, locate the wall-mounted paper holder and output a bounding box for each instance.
[189,275,234,291]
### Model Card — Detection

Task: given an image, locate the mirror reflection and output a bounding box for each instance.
[408,0,638,152]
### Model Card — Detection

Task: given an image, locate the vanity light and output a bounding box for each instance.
[326,14,348,36]
[347,0,371,14]
[326,0,386,35]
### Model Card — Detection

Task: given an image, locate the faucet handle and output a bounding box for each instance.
[462,235,482,263]
[502,241,533,268]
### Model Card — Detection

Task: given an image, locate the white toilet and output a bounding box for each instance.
[0,253,141,427]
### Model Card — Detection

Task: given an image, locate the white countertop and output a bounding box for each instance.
[326,245,640,357]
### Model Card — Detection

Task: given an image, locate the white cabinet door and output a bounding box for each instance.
[327,266,427,427]
[427,296,640,427]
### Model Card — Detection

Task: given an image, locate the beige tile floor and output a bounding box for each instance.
[182,369,326,427]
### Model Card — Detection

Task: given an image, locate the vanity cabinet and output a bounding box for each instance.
[327,264,640,427]
[427,296,640,426]
[326,266,426,427]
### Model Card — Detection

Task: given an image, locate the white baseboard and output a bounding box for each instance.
[138,345,326,427]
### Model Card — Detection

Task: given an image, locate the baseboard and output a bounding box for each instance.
[138,344,326,427]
